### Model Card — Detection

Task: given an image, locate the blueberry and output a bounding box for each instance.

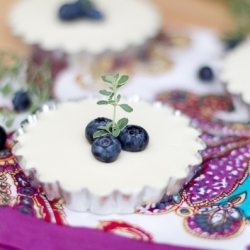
[85,117,112,144]
[91,135,121,163]
[118,125,149,152]
[59,0,103,21]
[12,91,31,112]
[0,126,6,150]
[224,39,242,50]
[198,66,214,82]
[59,2,82,20]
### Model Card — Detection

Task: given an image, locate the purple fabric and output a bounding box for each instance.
[0,207,206,250]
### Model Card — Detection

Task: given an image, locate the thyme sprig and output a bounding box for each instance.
[0,52,52,127]
[219,0,250,41]
[93,73,133,138]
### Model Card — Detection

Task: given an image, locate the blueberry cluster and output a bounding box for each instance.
[85,117,149,163]
[59,0,103,21]
[0,126,6,150]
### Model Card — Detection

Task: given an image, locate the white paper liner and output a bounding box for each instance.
[12,99,204,214]
[9,0,161,54]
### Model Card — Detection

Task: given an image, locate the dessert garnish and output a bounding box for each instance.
[59,0,103,21]
[85,73,149,162]
[93,73,133,139]
[85,117,112,144]
[91,135,121,163]
[118,125,149,152]
[0,126,6,150]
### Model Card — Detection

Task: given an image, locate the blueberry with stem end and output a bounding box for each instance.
[0,126,6,150]
[198,66,214,82]
[91,135,121,163]
[118,125,149,152]
[78,0,103,20]
[85,117,111,144]
[12,91,31,112]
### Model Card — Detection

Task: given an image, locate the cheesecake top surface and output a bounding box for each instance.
[14,98,202,195]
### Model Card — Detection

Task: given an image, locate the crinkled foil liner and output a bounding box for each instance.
[218,82,250,123]
[12,97,204,214]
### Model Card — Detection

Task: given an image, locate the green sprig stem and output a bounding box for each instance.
[93,73,133,138]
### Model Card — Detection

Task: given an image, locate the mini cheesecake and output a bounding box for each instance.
[13,98,203,214]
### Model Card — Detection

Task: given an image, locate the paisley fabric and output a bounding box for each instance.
[149,90,250,240]
[1,90,250,249]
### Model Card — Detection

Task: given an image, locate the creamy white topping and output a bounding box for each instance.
[9,0,161,54]
[221,43,250,104]
[15,99,202,195]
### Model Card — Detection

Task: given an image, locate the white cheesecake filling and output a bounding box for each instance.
[221,43,250,104]
[9,0,161,54]
[14,99,202,195]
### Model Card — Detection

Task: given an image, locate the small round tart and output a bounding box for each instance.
[13,98,203,214]
[221,43,250,104]
[9,0,161,54]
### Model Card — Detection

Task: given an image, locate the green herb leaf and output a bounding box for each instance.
[97,73,133,138]
[117,118,128,130]
[106,121,113,129]
[118,75,129,85]
[113,128,120,137]
[1,107,9,116]
[0,84,12,96]
[97,100,108,105]
[99,89,113,96]
[108,93,114,101]
[119,104,133,112]
[29,84,40,96]
[93,130,109,138]
[108,100,116,105]
[112,123,119,130]
[5,118,14,127]
[113,73,119,81]
[101,76,113,84]
[97,124,112,133]
[11,65,20,76]
[97,126,107,130]
[222,0,250,41]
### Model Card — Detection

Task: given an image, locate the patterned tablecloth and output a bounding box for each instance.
[1,28,250,250]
